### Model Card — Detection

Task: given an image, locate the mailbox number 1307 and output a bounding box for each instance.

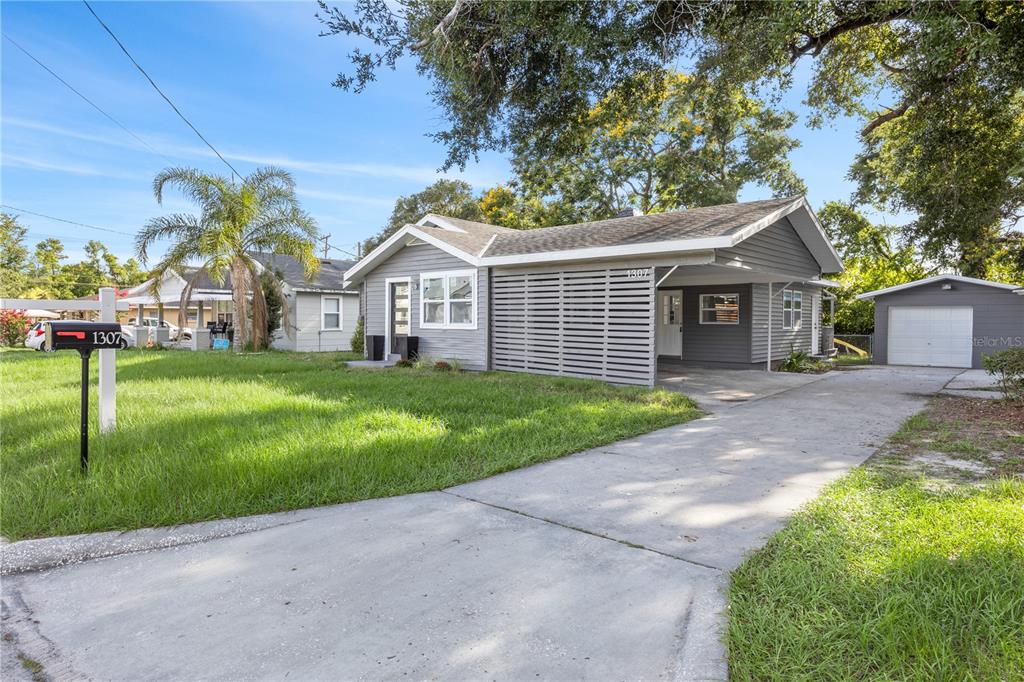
[93,331,122,345]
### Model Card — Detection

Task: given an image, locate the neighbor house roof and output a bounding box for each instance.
[345,196,843,285]
[856,274,1022,300]
[251,253,356,294]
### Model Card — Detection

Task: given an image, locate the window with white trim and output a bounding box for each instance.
[321,296,341,330]
[420,269,476,329]
[699,293,739,324]
[783,289,802,329]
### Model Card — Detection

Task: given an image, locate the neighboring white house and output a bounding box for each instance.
[125,255,359,352]
[251,253,359,352]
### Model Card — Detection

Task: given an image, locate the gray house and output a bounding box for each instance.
[252,253,359,353]
[343,196,844,386]
[857,275,1024,368]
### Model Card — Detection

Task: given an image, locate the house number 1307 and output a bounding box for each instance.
[627,269,650,279]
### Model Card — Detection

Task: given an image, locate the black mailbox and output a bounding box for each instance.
[45,321,124,352]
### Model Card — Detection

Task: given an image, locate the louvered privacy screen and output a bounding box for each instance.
[491,266,656,385]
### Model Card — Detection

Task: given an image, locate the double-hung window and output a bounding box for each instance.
[782,289,802,329]
[321,296,341,330]
[420,269,476,329]
[699,293,739,324]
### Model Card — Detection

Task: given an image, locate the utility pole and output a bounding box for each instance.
[316,234,331,259]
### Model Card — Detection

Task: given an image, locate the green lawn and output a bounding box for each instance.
[728,397,1024,680]
[0,349,699,541]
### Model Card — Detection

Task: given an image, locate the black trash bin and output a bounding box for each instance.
[395,335,419,361]
[366,335,385,361]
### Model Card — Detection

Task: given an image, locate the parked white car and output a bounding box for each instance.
[138,317,192,340]
[24,322,46,350]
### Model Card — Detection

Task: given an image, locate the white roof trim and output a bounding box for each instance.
[416,214,467,233]
[1016,288,1024,295]
[809,278,842,287]
[856,274,1022,300]
[344,224,480,285]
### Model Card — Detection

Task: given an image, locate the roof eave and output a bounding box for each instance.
[856,274,1022,300]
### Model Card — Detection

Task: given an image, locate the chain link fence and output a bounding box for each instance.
[835,333,874,359]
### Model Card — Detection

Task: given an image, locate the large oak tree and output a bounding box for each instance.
[320,0,1024,276]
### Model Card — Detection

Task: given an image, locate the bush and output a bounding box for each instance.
[0,310,31,347]
[394,358,414,368]
[350,316,365,356]
[983,348,1024,401]
[434,360,452,371]
[779,348,831,374]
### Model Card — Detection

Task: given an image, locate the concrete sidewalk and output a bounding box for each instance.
[1,366,958,681]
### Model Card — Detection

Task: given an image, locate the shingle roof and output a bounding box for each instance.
[250,253,356,293]
[421,197,801,258]
[180,266,233,291]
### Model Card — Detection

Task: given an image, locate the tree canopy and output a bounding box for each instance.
[512,70,805,223]
[361,179,485,253]
[321,0,1024,276]
[0,212,148,299]
[818,201,930,334]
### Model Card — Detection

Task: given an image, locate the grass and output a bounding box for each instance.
[833,353,873,366]
[0,348,699,541]
[728,397,1024,680]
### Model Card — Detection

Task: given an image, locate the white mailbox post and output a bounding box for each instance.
[1,287,129,432]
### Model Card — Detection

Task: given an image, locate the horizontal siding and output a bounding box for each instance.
[872,281,1024,368]
[491,263,655,386]
[670,284,752,363]
[716,218,821,279]
[271,292,358,352]
[364,243,488,370]
[750,283,818,363]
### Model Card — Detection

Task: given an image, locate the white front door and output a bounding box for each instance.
[811,293,821,355]
[657,290,682,357]
[888,306,973,368]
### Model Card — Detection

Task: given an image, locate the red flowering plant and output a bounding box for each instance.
[0,310,31,346]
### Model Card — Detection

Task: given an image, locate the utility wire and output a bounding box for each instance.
[1,204,135,237]
[82,0,242,181]
[1,33,174,165]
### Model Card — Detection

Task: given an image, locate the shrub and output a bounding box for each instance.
[434,360,452,371]
[350,316,365,356]
[779,348,831,374]
[983,348,1024,401]
[0,310,31,347]
[394,358,414,368]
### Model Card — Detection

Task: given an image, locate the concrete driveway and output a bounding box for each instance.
[1,366,959,681]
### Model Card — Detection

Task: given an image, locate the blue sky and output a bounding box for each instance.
[2,1,875,264]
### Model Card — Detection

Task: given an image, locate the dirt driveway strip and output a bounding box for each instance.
[1,366,959,681]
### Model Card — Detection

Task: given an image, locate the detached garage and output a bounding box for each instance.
[858,275,1024,369]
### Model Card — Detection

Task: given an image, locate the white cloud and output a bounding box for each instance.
[296,188,394,207]
[1,153,137,179]
[3,116,506,188]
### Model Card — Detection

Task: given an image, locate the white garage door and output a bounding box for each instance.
[887,306,973,368]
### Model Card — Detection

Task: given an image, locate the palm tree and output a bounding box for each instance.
[136,166,319,350]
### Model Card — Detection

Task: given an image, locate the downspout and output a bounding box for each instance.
[766,282,772,372]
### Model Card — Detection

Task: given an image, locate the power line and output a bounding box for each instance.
[82,0,242,181]
[1,204,135,237]
[1,33,174,165]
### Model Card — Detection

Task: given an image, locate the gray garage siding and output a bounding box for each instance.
[363,243,489,370]
[750,283,819,363]
[872,280,1024,368]
[716,218,821,279]
[491,262,656,385]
